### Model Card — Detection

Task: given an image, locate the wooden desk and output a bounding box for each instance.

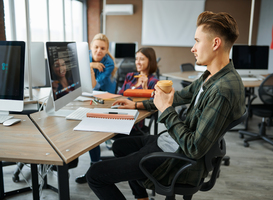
[162,71,263,87]
[30,99,157,200]
[0,115,63,200]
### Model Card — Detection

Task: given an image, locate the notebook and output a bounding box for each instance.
[123,89,154,97]
[73,108,139,135]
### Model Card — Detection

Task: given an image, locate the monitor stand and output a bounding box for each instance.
[45,91,74,117]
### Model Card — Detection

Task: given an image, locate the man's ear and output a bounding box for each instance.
[212,37,221,51]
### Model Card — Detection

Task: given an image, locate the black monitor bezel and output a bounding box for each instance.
[115,43,136,58]
[232,45,269,70]
[46,41,82,102]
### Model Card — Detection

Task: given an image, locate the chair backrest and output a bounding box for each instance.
[180,63,195,72]
[258,73,273,105]
[200,109,248,191]
[115,58,137,93]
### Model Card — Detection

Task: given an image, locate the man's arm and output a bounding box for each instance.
[160,93,232,160]
[112,99,145,110]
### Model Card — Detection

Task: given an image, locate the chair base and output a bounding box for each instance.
[239,121,273,147]
[222,156,230,166]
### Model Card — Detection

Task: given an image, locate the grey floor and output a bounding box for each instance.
[2,78,273,200]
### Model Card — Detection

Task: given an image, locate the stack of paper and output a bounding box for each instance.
[73,108,139,135]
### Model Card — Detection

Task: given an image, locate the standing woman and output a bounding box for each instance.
[75,33,116,184]
[90,33,116,93]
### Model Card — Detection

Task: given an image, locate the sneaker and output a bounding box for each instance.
[75,174,87,184]
[105,139,113,150]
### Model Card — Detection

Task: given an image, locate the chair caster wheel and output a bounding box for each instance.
[12,175,20,183]
[244,142,249,147]
[224,160,230,166]
[239,133,244,139]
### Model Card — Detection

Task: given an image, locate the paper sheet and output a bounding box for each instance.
[73,117,135,135]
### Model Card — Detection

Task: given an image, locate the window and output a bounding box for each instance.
[3,0,86,44]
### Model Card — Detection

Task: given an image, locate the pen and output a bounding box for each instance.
[90,99,98,105]
[103,112,128,115]
[134,74,147,78]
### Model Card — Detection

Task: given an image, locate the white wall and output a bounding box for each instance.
[257,0,273,73]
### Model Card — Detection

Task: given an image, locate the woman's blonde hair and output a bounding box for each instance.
[91,33,117,76]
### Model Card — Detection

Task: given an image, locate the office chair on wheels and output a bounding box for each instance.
[239,73,273,147]
[139,110,248,200]
[180,63,195,88]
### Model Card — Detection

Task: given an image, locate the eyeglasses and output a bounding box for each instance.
[94,97,104,104]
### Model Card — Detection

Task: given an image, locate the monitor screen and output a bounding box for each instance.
[232,45,269,75]
[45,42,82,115]
[0,41,25,113]
[115,43,136,58]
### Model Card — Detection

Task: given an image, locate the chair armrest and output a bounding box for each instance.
[139,152,197,194]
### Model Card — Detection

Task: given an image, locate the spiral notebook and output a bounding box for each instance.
[73,108,139,135]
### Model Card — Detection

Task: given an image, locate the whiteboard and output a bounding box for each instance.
[142,0,205,47]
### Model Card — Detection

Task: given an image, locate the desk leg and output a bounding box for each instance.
[154,111,158,135]
[57,163,70,200]
[0,161,4,199]
[31,164,39,200]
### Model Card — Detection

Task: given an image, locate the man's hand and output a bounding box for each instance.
[90,62,105,72]
[153,85,175,112]
[112,99,135,109]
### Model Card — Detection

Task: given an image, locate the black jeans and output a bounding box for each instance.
[86,135,165,200]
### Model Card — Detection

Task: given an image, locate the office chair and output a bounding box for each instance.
[239,73,273,147]
[180,63,195,88]
[139,110,248,200]
[114,58,138,94]
[155,57,161,79]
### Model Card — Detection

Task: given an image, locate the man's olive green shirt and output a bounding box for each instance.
[143,61,245,188]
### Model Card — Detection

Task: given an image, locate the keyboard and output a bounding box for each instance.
[241,77,259,81]
[240,75,264,81]
[66,107,93,120]
[0,115,13,123]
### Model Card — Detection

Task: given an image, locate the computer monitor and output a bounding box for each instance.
[24,42,46,88]
[111,42,138,59]
[0,41,25,115]
[76,42,93,95]
[45,42,82,116]
[232,45,269,76]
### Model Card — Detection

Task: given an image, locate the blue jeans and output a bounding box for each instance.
[89,146,100,163]
[86,135,165,200]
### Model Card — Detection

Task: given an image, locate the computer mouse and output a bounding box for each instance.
[3,118,22,126]
[111,105,121,109]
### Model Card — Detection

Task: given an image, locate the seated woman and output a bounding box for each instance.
[75,47,159,184]
[118,47,159,136]
[118,47,158,92]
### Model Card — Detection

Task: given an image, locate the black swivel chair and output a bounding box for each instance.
[115,58,138,94]
[239,73,273,147]
[180,63,195,88]
[139,110,248,200]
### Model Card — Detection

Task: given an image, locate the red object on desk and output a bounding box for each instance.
[123,89,154,98]
[86,113,135,120]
